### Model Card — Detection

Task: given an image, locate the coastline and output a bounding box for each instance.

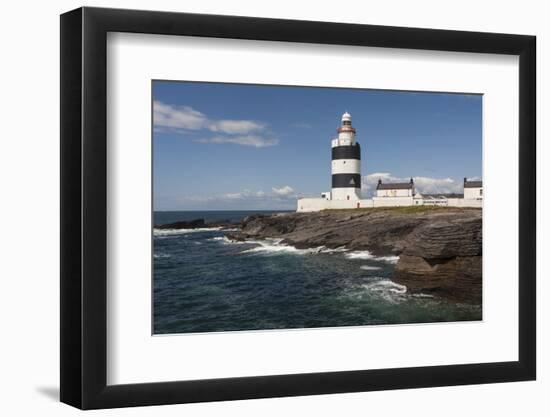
[153,207,482,333]
[155,206,482,305]
[226,207,482,304]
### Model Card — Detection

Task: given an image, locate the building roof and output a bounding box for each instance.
[376,180,414,190]
[464,180,482,188]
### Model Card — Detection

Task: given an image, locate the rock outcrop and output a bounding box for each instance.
[155,219,206,229]
[393,215,482,303]
[155,218,238,230]
[229,207,482,303]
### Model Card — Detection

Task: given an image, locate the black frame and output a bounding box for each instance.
[60,6,536,409]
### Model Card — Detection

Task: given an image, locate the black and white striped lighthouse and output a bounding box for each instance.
[331,112,362,201]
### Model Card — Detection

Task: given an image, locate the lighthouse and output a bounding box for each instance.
[296,111,482,212]
[330,112,362,201]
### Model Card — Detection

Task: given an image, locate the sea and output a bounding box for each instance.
[153,210,482,335]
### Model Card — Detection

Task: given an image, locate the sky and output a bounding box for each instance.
[153,81,482,211]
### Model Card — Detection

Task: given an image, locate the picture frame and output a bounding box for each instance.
[60,6,536,409]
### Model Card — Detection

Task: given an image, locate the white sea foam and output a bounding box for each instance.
[344,251,400,264]
[153,253,171,258]
[361,280,407,303]
[364,280,407,294]
[359,265,382,271]
[210,236,393,261]
[340,279,407,304]
[238,240,356,256]
[153,227,222,236]
[239,239,325,255]
[208,236,249,244]
[208,235,317,254]
[411,293,435,299]
[320,246,349,253]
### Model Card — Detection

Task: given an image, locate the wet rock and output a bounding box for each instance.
[231,207,482,304]
[394,255,482,303]
[391,214,482,302]
[155,219,205,229]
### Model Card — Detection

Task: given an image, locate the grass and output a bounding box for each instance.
[321,205,480,214]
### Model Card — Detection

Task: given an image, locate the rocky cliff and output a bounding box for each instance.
[228,207,482,304]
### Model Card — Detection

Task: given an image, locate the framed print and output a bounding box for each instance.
[60,6,536,409]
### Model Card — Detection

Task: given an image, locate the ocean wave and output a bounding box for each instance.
[209,236,341,255]
[239,239,324,255]
[363,279,407,294]
[344,251,400,264]
[239,240,354,256]
[340,279,407,304]
[153,227,222,236]
[359,265,382,271]
[210,236,395,261]
[320,246,349,253]
[153,253,171,258]
[363,279,407,301]
[207,236,248,244]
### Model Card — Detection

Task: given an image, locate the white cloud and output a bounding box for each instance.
[153,101,207,130]
[367,172,393,180]
[153,101,271,144]
[271,185,295,196]
[362,172,463,196]
[196,135,278,148]
[413,176,462,194]
[209,120,265,134]
[221,189,268,200]
[172,186,297,208]
[153,101,277,147]
[222,192,245,200]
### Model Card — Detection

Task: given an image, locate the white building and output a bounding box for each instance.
[375,178,415,197]
[370,178,416,207]
[296,113,483,212]
[464,178,483,200]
